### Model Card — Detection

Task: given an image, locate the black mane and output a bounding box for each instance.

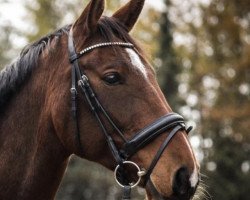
[0,17,136,112]
[0,25,70,111]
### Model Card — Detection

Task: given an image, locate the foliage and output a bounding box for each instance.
[25,0,59,41]
[200,1,250,199]
[169,0,250,199]
[0,10,21,68]
[25,0,84,42]
[157,0,184,111]
[0,24,13,68]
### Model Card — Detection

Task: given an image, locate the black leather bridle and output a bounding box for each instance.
[68,28,192,199]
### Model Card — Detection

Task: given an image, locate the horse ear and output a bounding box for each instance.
[112,0,145,32]
[74,0,105,34]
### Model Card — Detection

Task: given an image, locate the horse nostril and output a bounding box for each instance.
[173,167,195,198]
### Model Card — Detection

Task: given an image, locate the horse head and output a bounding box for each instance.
[50,0,200,199]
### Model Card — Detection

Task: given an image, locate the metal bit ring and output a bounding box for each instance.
[114,161,146,188]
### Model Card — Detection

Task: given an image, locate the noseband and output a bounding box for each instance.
[68,28,192,199]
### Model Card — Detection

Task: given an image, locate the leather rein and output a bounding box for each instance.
[68,28,192,199]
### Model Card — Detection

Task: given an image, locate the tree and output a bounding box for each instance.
[0,24,13,68]
[25,0,61,41]
[157,0,184,111]
[200,1,250,199]
[173,0,250,199]
[0,6,21,69]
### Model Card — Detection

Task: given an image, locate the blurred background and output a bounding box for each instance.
[0,0,249,199]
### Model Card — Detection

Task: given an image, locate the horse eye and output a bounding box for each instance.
[103,73,121,85]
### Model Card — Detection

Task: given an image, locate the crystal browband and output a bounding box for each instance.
[69,42,134,63]
[80,42,134,55]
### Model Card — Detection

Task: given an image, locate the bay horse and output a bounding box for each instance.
[0,0,199,199]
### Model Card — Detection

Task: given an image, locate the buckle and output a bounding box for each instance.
[78,75,88,87]
[78,80,84,87]
[70,87,77,95]
[81,75,88,82]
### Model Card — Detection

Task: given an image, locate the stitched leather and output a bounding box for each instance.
[122,113,185,158]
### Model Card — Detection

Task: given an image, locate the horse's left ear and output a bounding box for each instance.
[112,0,145,32]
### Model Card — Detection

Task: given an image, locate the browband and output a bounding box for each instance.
[69,34,134,63]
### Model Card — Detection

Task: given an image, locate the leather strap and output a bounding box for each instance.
[122,186,131,200]
[68,28,84,154]
[143,125,184,185]
[122,113,186,158]
[68,27,125,166]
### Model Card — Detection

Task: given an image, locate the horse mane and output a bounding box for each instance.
[0,25,71,112]
[0,17,136,112]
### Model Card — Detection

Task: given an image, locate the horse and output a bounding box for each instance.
[0,0,200,199]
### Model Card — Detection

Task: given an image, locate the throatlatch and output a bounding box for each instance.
[68,27,192,199]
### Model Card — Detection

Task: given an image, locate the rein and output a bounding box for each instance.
[68,28,192,199]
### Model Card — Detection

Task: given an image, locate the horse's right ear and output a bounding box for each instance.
[74,0,105,35]
[112,0,145,32]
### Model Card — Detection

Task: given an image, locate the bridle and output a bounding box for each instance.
[68,27,192,199]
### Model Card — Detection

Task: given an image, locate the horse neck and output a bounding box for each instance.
[0,50,70,200]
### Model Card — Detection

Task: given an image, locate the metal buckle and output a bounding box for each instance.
[81,75,88,81]
[70,87,77,95]
[78,80,84,87]
[78,75,88,87]
[114,161,146,188]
